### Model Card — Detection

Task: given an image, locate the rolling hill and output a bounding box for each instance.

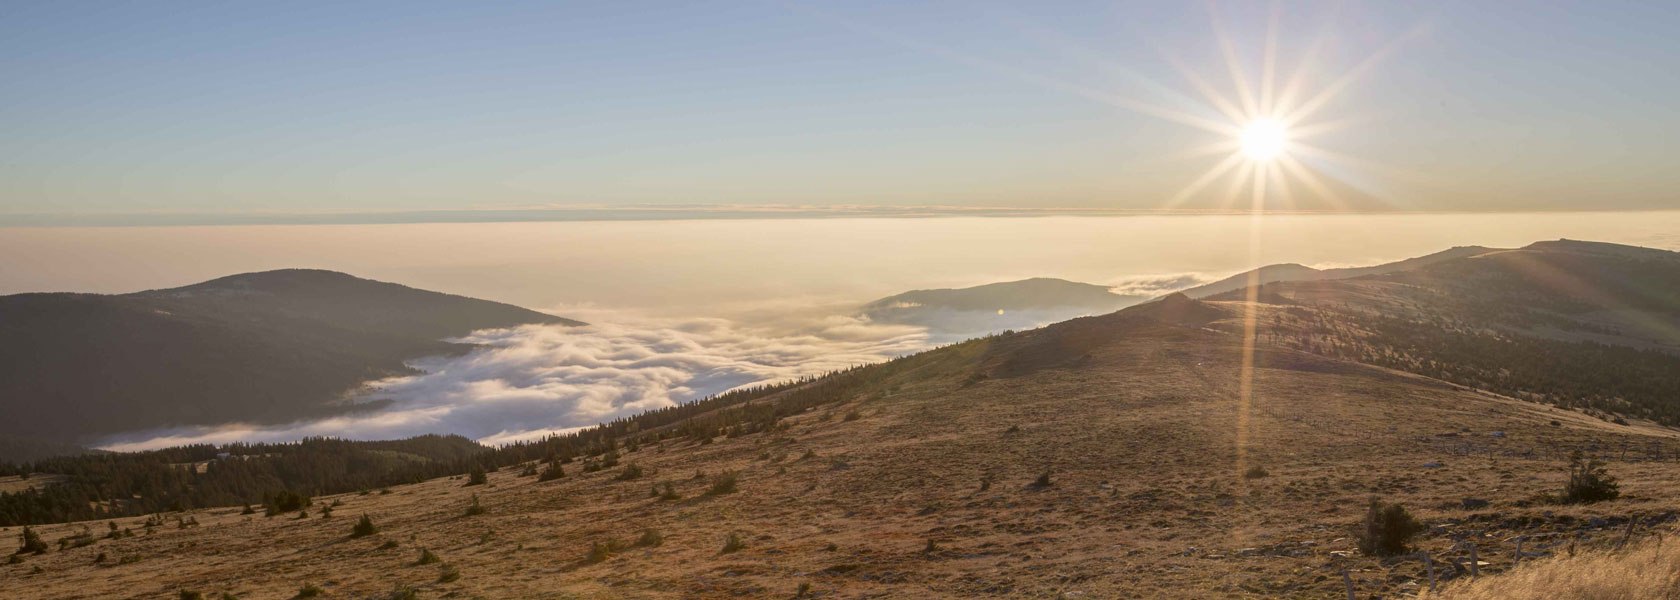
[1213,239,1680,425]
[0,270,578,447]
[1176,245,1500,299]
[862,277,1147,338]
[6,240,1678,599]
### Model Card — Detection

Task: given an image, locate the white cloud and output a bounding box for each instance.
[1106,272,1213,296]
[99,307,930,451]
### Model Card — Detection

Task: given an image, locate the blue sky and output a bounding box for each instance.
[2,1,1677,221]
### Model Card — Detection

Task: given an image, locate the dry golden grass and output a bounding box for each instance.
[1426,536,1680,600]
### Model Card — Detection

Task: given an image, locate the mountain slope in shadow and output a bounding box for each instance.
[0,270,578,443]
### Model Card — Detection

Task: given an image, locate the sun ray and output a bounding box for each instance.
[1208,3,1261,119]
[796,4,1246,137]
[1258,1,1282,115]
[1282,23,1430,126]
[1270,32,1327,120]
[1160,51,1251,127]
[1277,154,1347,211]
[1163,152,1247,209]
[1218,161,1256,211]
[1289,142,1434,185]
[1279,115,1367,141]
[1161,139,1244,163]
[1265,160,1295,211]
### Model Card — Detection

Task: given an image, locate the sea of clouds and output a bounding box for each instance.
[99,273,1210,452]
[100,304,935,450]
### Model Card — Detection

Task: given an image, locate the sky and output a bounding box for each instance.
[2,1,1678,222]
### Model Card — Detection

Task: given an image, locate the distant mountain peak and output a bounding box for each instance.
[149,269,394,296]
[1522,239,1680,261]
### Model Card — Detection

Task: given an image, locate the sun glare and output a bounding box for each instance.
[1240,119,1287,161]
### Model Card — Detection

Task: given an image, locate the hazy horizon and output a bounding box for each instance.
[6,211,1678,310]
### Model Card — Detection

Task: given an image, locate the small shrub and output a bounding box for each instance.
[519,463,539,477]
[585,539,624,564]
[617,462,645,481]
[924,538,939,553]
[635,529,664,548]
[1357,498,1425,556]
[17,526,48,555]
[415,548,441,565]
[659,482,681,501]
[843,411,861,422]
[264,490,311,517]
[318,505,333,519]
[465,465,487,486]
[707,472,739,496]
[1244,465,1269,479]
[240,504,256,516]
[378,539,399,550]
[1004,424,1022,434]
[180,591,204,600]
[351,514,378,538]
[295,584,324,598]
[721,532,746,554]
[797,582,812,597]
[1561,451,1620,504]
[1030,471,1052,488]
[437,563,460,583]
[538,462,565,482]
[463,494,487,516]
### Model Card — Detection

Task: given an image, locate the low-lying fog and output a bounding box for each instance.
[10,211,1677,450]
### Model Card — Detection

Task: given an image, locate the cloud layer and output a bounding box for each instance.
[97,274,1213,452]
[100,307,930,451]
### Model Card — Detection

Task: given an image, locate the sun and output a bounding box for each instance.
[1239,119,1287,161]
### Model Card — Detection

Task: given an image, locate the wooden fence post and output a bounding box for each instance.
[1340,568,1355,600]
[1423,552,1437,593]
[1618,518,1637,550]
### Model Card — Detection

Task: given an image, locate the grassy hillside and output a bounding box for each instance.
[1211,240,1680,425]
